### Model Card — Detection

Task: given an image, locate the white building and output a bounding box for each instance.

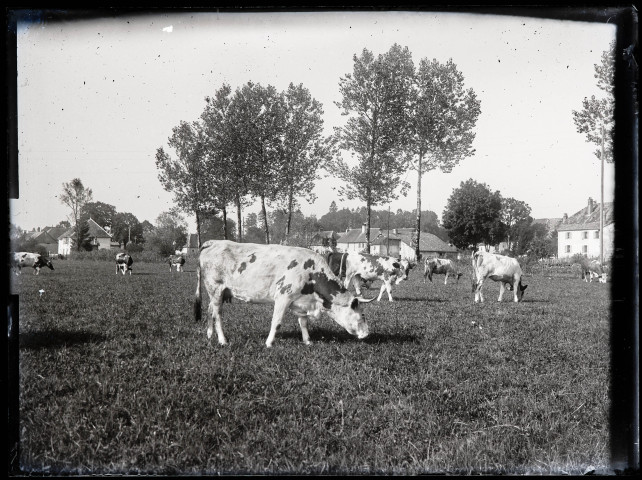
[557,197,614,260]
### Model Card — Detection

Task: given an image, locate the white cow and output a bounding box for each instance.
[326,252,415,302]
[423,257,463,284]
[11,252,54,275]
[194,240,375,347]
[168,254,186,273]
[115,253,133,275]
[471,250,527,303]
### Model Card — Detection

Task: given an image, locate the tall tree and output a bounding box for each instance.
[201,84,250,241]
[441,179,504,250]
[409,58,481,260]
[278,83,329,244]
[72,220,93,252]
[572,42,615,264]
[111,212,142,247]
[145,210,188,257]
[500,197,532,252]
[228,82,286,244]
[156,120,212,249]
[81,201,117,230]
[60,178,93,252]
[329,44,415,252]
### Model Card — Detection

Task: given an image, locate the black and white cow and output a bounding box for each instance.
[423,257,463,284]
[326,252,414,302]
[115,253,134,275]
[11,252,54,275]
[471,250,527,303]
[582,259,607,283]
[194,240,375,347]
[168,254,186,273]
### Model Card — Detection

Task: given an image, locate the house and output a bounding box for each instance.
[25,228,60,257]
[557,197,614,260]
[58,218,113,255]
[336,225,458,261]
[181,233,199,257]
[308,230,340,253]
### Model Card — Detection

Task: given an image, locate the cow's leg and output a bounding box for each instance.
[444,272,449,285]
[265,297,290,348]
[384,280,394,301]
[376,280,393,301]
[297,315,311,345]
[206,287,227,345]
[474,280,484,303]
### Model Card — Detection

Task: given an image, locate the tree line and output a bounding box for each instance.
[156,43,481,258]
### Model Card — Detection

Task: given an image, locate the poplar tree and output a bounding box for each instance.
[60,178,93,252]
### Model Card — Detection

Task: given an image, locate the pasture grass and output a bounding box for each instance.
[12,259,611,475]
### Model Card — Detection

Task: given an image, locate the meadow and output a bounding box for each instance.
[10,256,611,475]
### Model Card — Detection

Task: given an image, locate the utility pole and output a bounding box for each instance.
[387,205,390,255]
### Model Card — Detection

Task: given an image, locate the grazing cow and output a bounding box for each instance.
[471,250,527,303]
[168,254,186,273]
[423,257,463,284]
[194,240,375,347]
[115,253,133,275]
[582,260,607,283]
[11,252,54,275]
[326,252,414,302]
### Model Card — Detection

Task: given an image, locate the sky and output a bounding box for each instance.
[10,9,617,233]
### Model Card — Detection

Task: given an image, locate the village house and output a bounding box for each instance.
[557,197,614,260]
[336,225,458,262]
[58,218,114,255]
[308,230,340,253]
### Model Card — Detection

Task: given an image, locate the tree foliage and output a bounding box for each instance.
[441,179,504,250]
[81,201,116,230]
[145,211,188,257]
[572,42,615,163]
[500,197,532,251]
[329,44,415,252]
[72,220,93,252]
[111,212,142,247]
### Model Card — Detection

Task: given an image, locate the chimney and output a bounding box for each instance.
[393,228,398,235]
[361,223,367,234]
[563,213,568,223]
[587,197,593,215]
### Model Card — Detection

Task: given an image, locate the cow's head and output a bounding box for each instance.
[516,282,528,301]
[42,258,54,270]
[393,259,415,284]
[305,271,373,339]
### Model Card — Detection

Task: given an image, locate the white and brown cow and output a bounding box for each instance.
[115,253,134,275]
[168,254,186,273]
[194,240,375,347]
[423,257,463,285]
[471,250,527,303]
[326,252,414,302]
[11,252,54,275]
[582,260,608,283]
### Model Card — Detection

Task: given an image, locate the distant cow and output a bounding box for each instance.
[115,253,133,275]
[11,252,54,275]
[194,240,375,347]
[582,260,607,283]
[423,257,463,284]
[168,255,186,273]
[471,251,527,303]
[326,252,414,302]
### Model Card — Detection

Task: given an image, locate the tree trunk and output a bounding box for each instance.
[415,153,423,261]
[222,206,228,240]
[195,210,202,249]
[284,190,294,245]
[235,194,243,243]
[261,196,270,244]
[600,126,604,265]
[365,195,371,254]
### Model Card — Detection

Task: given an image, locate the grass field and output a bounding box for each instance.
[11,257,612,475]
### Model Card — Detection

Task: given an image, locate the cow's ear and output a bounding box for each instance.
[392,262,400,269]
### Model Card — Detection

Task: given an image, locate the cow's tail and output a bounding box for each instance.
[194,262,202,322]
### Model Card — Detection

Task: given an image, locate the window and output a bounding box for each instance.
[582,245,588,254]
[565,245,571,253]
[582,231,589,240]
[565,232,571,239]
[594,231,600,239]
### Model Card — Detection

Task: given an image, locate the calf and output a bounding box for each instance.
[115,253,134,275]
[195,240,374,347]
[11,252,54,275]
[471,250,527,303]
[582,260,607,283]
[423,257,463,284]
[168,254,186,273]
[326,252,414,302]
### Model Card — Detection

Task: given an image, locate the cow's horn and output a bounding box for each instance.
[356,296,376,303]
